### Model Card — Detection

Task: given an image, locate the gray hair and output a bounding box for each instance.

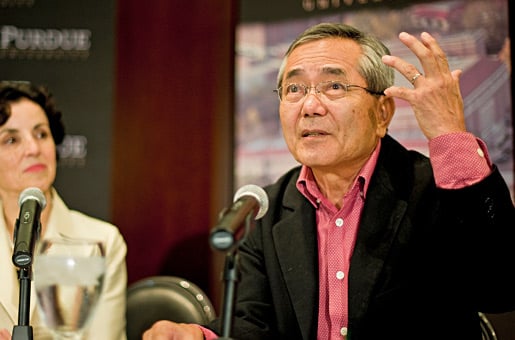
[277,23,394,94]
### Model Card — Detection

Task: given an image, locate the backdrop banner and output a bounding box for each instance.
[236,0,514,200]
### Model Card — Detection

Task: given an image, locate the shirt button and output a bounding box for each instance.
[477,147,485,158]
[335,218,344,227]
[336,271,345,280]
[340,326,348,336]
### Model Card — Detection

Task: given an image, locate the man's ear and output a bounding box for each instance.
[376,96,395,137]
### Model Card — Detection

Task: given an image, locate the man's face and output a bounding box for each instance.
[278,37,392,173]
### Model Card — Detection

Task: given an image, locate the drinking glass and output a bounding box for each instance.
[33,238,106,340]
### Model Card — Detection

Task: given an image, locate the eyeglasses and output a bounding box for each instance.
[274,80,384,103]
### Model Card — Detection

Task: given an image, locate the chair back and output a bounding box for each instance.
[479,312,498,340]
[126,275,216,340]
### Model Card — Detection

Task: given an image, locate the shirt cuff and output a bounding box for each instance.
[198,325,219,340]
[428,132,492,189]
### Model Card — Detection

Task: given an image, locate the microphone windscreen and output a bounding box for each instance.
[18,187,47,209]
[234,184,269,219]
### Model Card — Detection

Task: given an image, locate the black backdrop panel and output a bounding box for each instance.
[0,0,115,220]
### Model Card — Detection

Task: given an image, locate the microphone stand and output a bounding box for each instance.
[12,267,33,340]
[218,250,239,339]
[11,214,40,340]
[216,214,253,340]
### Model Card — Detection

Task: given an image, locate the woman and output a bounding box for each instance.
[0,81,127,339]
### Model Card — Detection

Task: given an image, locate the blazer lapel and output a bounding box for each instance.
[271,164,407,338]
[0,228,19,326]
[273,181,318,339]
[348,151,408,327]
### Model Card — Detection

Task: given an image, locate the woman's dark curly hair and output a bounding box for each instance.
[0,81,66,145]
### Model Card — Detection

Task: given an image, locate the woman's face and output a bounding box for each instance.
[0,98,56,198]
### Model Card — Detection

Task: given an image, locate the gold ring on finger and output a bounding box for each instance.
[410,73,423,84]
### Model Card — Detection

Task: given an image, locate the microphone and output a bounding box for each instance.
[210,184,269,251]
[12,187,47,269]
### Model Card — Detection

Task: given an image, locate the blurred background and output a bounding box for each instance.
[1,0,514,337]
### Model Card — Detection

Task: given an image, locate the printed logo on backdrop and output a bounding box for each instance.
[57,135,88,168]
[0,25,92,60]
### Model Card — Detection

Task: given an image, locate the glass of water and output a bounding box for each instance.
[33,238,106,340]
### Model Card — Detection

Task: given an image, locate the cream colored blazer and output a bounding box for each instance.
[0,189,127,339]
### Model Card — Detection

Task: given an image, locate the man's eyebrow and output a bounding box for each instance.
[284,68,303,81]
[321,67,347,77]
[284,67,348,81]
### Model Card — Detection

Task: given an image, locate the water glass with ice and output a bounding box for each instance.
[33,238,105,340]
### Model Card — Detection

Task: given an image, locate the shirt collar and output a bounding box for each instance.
[296,138,382,206]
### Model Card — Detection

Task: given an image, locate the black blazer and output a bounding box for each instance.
[209,135,515,339]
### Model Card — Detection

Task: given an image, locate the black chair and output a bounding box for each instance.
[479,312,498,340]
[126,276,216,340]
